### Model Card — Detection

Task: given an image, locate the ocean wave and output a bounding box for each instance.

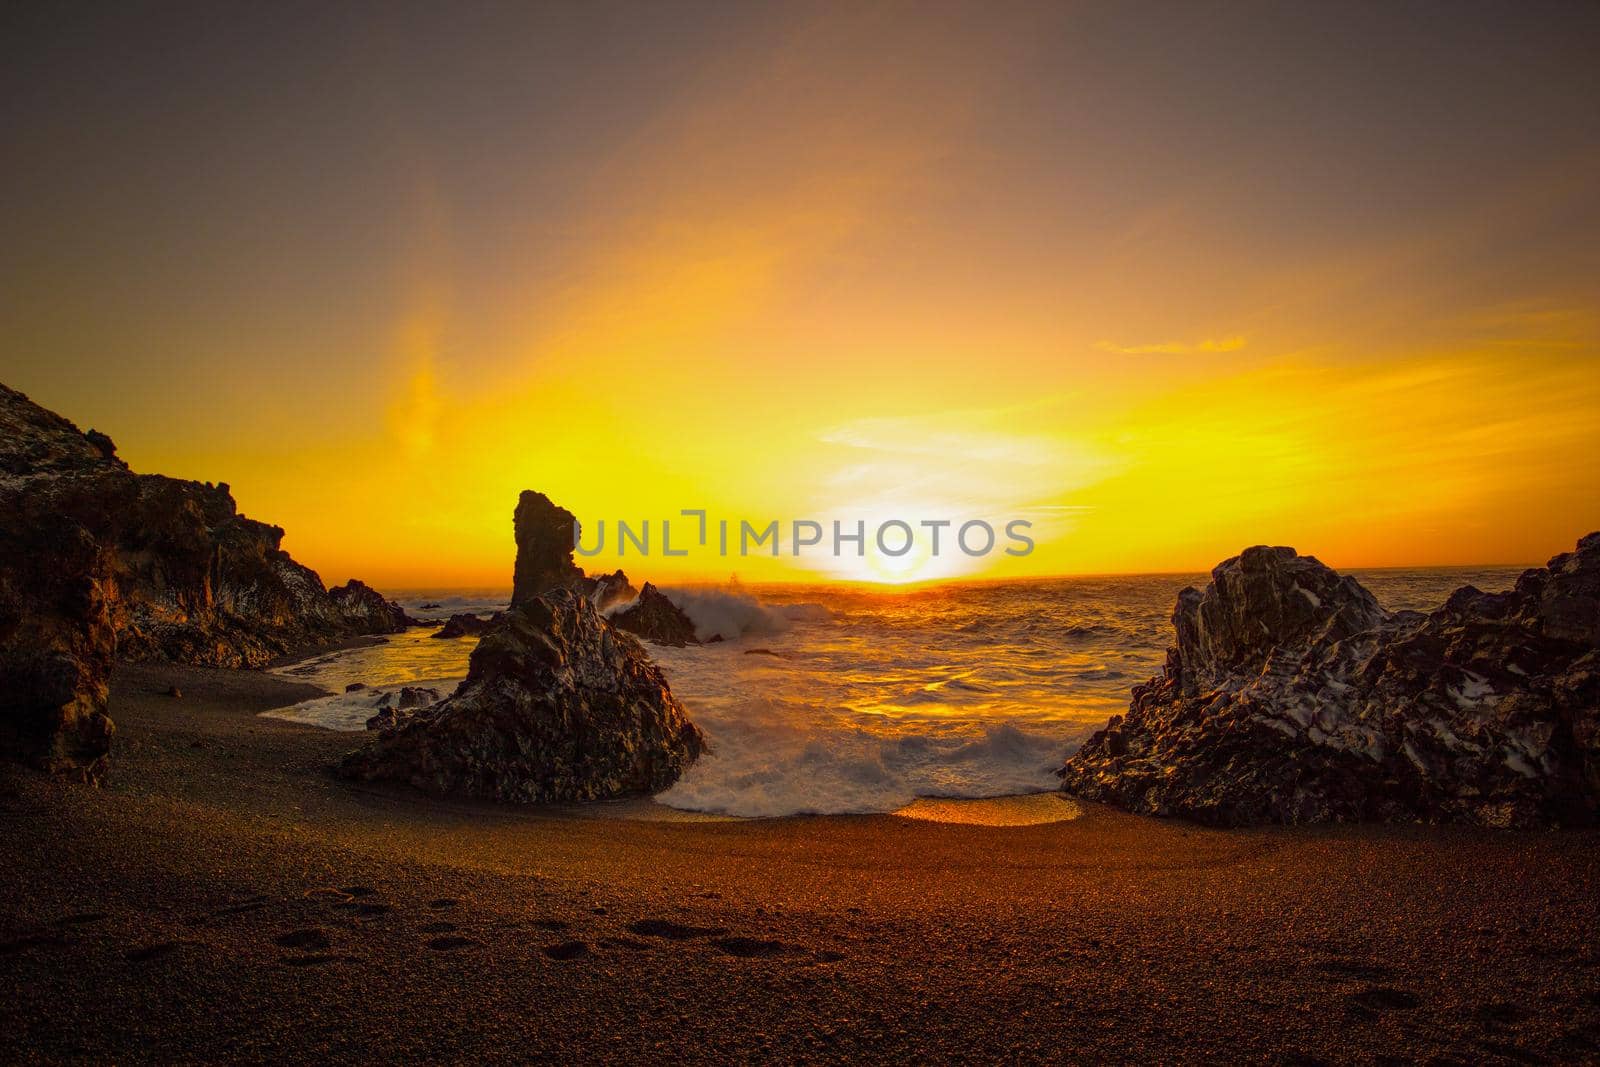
[656,697,1085,818]
[657,587,832,642]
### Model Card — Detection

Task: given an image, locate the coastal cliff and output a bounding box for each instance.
[0,383,412,779]
[1060,535,1600,828]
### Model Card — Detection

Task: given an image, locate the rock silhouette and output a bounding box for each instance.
[1060,535,1600,827]
[508,490,638,610]
[340,591,704,802]
[610,583,699,647]
[339,489,704,803]
[431,613,493,639]
[0,382,410,779]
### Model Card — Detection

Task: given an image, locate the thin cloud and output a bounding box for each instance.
[1095,335,1248,356]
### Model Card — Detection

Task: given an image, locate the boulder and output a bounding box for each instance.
[329,579,417,632]
[365,686,443,732]
[340,592,704,801]
[431,612,493,639]
[1059,534,1600,828]
[610,583,699,647]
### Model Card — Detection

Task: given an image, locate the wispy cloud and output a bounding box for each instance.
[1095,335,1248,356]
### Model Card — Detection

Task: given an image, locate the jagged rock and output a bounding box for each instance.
[0,510,115,782]
[0,383,406,673]
[432,613,493,639]
[583,569,638,612]
[397,685,441,708]
[1060,535,1600,828]
[610,583,699,647]
[510,491,587,607]
[508,491,642,612]
[330,579,417,631]
[340,592,704,801]
[365,686,443,732]
[0,382,404,777]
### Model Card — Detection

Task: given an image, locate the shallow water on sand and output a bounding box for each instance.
[265,567,1525,817]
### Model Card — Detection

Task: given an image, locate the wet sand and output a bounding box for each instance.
[2,662,1598,1063]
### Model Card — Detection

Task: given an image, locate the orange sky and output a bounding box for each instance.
[3,4,1598,587]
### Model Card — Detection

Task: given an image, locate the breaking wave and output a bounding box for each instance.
[264,570,1516,816]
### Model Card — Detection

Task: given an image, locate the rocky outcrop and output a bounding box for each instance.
[431,612,494,639]
[339,591,704,802]
[330,580,417,633]
[365,686,443,732]
[510,491,587,607]
[610,583,699,647]
[0,382,408,778]
[0,510,116,782]
[1060,536,1600,828]
[507,490,638,610]
[584,569,638,612]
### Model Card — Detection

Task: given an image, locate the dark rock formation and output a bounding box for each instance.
[0,510,116,781]
[0,382,407,778]
[507,490,639,610]
[585,568,638,612]
[330,579,417,632]
[365,686,443,732]
[340,592,704,802]
[610,583,699,647]
[510,491,587,607]
[431,613,494,639]
[1060,536,1600,828]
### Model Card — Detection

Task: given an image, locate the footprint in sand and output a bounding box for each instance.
[427,935,478,951]
[125,941,182,963]
[542,941,589,960]
[627,919,728,941]
[419,922,457,934]
[274,929,333,951]
[212,896,270,918]
[304,888,352,903]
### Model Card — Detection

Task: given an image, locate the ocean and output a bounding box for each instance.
[266,567,1527,817]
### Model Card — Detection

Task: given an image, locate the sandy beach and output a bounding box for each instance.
[2,661,1597,1064]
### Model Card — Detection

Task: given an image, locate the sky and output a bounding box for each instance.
[2,1,1598,587]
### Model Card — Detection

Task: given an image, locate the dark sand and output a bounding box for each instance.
[2,663,1598,1064]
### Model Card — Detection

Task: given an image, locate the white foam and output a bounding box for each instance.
[263,678,462,731]
[657,586,831,642]
[656,694,1083,818]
